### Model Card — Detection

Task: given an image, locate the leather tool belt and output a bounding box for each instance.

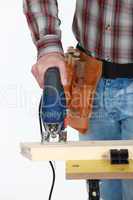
[64,46,102,134]
[77,43,133,79]
[102,60,133,79]
[64,45,133,134]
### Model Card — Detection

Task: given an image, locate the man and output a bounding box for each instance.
[23,1,133,199]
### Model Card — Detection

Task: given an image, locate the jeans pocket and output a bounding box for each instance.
[125,81,133,94]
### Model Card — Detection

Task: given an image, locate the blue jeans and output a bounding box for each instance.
[79,78,133,200]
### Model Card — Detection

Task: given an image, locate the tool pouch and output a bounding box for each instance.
[64,47,102,134]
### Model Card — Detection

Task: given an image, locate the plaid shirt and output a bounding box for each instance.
[23,0,133,64]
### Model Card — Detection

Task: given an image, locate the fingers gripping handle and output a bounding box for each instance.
[44,67,63,95]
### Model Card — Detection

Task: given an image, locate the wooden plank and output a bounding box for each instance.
[20,140,133,161]
[66,160,133,179]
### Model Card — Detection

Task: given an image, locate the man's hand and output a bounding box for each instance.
[31,53,67,88]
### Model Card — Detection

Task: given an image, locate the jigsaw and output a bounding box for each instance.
[39,67,67,143]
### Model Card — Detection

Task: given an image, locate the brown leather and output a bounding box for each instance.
[64,47,102,134]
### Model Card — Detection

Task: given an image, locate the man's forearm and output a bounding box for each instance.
[23,0,64,58]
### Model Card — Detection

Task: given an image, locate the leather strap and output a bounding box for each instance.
[102,60,133,79]
[77,43,133,79]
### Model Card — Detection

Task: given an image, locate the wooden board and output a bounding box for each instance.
[66,160,133,180]
[20,140,133,161]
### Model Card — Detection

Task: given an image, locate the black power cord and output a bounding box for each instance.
[39,97,56,200]
[39,96,43,142]
[48,161,56,200]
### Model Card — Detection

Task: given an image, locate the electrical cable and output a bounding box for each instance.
[39,96,43,142]
[48,161,56,200]
[39,97,56,200]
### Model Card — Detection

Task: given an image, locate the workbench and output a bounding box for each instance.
[20,140,133,180]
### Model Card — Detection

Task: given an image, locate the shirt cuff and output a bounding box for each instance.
[36,35,64,59]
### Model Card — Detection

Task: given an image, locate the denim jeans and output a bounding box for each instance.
[79,78,133,200]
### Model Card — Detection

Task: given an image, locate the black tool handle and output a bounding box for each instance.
[44,67,62,95]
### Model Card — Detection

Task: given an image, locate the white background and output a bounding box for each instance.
[0,0,87,199]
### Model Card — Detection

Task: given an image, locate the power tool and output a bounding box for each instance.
[38,67,67,199]
[39,67,67,143]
